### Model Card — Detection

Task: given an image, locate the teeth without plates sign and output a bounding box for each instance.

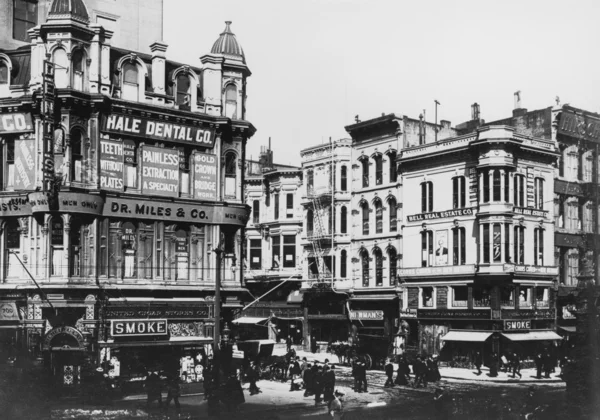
[141,146,180,197]
[193,152,217,200]
[100,139,124,191]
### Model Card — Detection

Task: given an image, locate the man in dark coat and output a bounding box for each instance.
[384,358,395,387]
[543,351,552,378]
[224,373,245,412]
[395,356,410,385]
[290,357,301,391]
[359,360,368,393]
[413,357,428,388]
[303,363,314,397]
[165,375,181,415]
[286,335,293,353]
[145,371,163,409]
[535,352,543,379]
[489,353,499,377]
[511,352,522,379]
[247,361,260,395]
[313,365,324,404]
[474,351,483,374]
[351,359,360,392]
[322,365,336,402]
[311,335,318,353]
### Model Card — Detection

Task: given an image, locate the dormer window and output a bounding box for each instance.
[224,84,237,119]
[176,74,191,106]
[122,62,139,101]
[71,50,84,91]
[52,48,68,88]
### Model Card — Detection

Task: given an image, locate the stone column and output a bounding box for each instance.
[479,172,484,203]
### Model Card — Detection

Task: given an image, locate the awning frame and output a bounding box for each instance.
[501,330,563,342]
[441,330,493,342]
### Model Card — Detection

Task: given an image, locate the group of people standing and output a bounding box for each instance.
[383,355,441,389]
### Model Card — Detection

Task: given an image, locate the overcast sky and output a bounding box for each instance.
[164,0,600,166]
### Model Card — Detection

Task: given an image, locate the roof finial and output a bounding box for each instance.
[224,21,232,32]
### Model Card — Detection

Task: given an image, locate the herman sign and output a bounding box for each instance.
[110,319,168,337]
[101,114,215,148]
[349,310,384,321]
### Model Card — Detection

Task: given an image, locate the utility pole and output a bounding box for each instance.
[434,100,440,142]
[213,243,224,383]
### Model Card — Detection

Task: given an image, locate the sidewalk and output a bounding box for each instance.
[272,347,341,364]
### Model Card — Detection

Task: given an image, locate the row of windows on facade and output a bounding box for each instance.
[357,197,398,235]
[558,145,600,183]
[557,248,593,287]
[413,285,550,309]
[356,153,398,188]
[418,226,545,267]
[0,135,239,198]
[247,236,296,270]
[251,193,295,224]
[420,172,545,213]
[2,217,218,282]
[554,196,599,233]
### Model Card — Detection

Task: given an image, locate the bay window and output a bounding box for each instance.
[518,287,532,308]
[473,287,491,307]
[421,287,434,308]
[501,286,515,308]
[536,287,549,308]
[71,50,85,91]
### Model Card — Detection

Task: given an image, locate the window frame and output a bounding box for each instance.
[122,62,140,101]
[419,286,436,309]
[452,176,466,209]
[450,285,469,308]
[340,206,347,234]
[534,227,544,266]
[421,230,433,267]
[12,0,38,42]
[286,193,293,218]
[282,235,296,268]
[374,155,383,185]
[452,227,466,266]
[373,247,383,287]
[534,177,544,210]
[175,74,192,106]
[421,181,433,212]
[389,197,397,232]
[361,248,369,287]
[340,166,347,191]
[374,199,383,234]
[361,158,369,188]
[361,202,369,235]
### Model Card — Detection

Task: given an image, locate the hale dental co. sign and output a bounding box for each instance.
[101,114,215,148]
[110,319,168,337]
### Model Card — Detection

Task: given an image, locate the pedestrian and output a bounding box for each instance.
[290,357,302,391]
[314,365,324,404]
[303,363,314,397]
[145,370,163,409]
[300,357,308,374]
[359,360,368,393]
[384,358,395,387]
[413,356,428,388]
[535,352,543,379]
[247,360,261,395]
[489,353,499,377]
[430,355,442,382]
[286,335,293,353]
[311,335,318,353]
[511,352,522,379]
[203,366,213,400]
[351,359,360,392]
[433,388,449,420]
[328,390,344,419]
[322,365,335,402]
[165,374,181,416]
[395,356,410,386]
[225,373,245,412]
[474,351,483,375]
[543,351,552,378]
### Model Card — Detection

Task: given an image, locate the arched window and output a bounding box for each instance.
[0,60,9,86]
[361,248,369,287]
[374,155,383,185]
[176,74,191,105]
[361,158,369,188]
[374,199,383,233]
[388,247,397,286]
[70,129,83,182]
[122,62,139,100]
[340,206,347,234]
[361,202,369,235]
[341,166,347,191]
[224,152,237,199]
[52,48,69,88]
[307,209,314,236]
[373,247,383,286]
[340,249,347,278]
[389,197,397,232]
[71,50,85,91]
[389,152,397,182]
[224,84,237,119]
[4,219,21,278]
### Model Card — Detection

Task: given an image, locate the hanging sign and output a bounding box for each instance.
[0,302,20,321]
[100,139,124,191]
[141,146,180,197]
[101,114,215,147]
[13,139,36,190]
[193,152,217,200]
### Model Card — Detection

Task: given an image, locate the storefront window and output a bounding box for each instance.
[518,287,532,308]
[190,226,204,282]
[536,287,549,308]
[501,287,514,308]
[283,235,296,268]
[421,287,434,308]
[473,287,491,307]
[4,219,21,278]
[272,235,280,269]
[51,217,64,276]
[452,286,468,307]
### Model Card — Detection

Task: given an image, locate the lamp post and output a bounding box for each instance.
[213,246,223,383]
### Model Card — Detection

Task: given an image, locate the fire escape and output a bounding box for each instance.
[307,164,334,283]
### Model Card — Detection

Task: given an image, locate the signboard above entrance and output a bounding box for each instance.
[101,114,216,148]
[111,319,168,337]
[349,310,384,321]
[504,320,531,331]
[0,113,33,134]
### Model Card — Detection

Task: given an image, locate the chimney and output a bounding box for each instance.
[150,41,168,95]
[440,120,451,130]
[471,103,480,121]
[512,91,528,117]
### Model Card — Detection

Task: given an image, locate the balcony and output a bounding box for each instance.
[398,264,476,278]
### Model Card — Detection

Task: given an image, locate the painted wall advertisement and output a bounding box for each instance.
[193,152,217,200]
[141,146,179,197]
[13,139,35,190]
[100,139,124,191]
[435,230,448,265]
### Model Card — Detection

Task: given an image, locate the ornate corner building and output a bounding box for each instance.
[0,0,255,388]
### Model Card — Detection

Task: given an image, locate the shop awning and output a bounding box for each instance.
[271,316,303,321]
[502,331,563,341]
[350,294,397,301]
[287,290,304,304]
[232,317,269,325]
[559,326,577,334]
[441,331,493,342]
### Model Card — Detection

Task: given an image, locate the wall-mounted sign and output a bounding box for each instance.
[0,113,33,134]
[101,114,215,148]
[43,326,84,350]
[513,207,548,218]
[13,140,36,190]
[103,197,249,226]
[504,320,531,330]
[502,308,555,320]
[418,309,491,320]
[124,139,136,164]
[398,264,476,277]
[0,196,30,216]
[175,229,188,253]
[29,192,104,215]
[349,310,384,321]
[122,221,136,245]
[557,109,600,142]
[110,319,168,337]
[399,309,417,319]
[104,305,212,319]
[100,139,124,191]
[0,302,20,321]
[141,145,179,197]
[193,152,217,200]
[407,207,475,222]
[512,265,559,275]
